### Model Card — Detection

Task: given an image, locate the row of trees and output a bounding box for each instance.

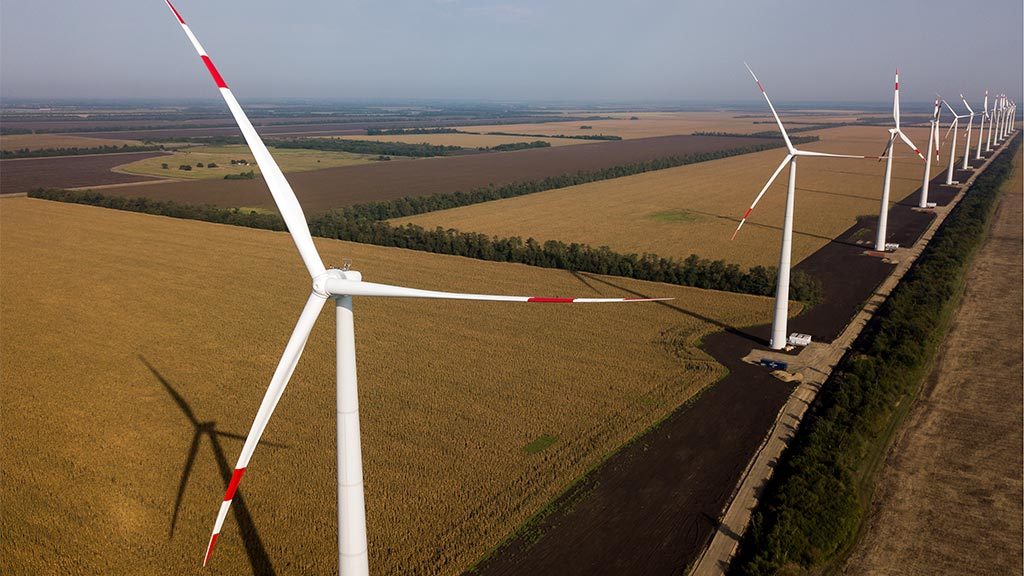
[484,141,551,152]
[272,137,462,157]
[0,143,164,159]
[27,186,820,301]
[732,136,1020,575]
[365,127,464,135]
[337,139,795,222]
[27,137,827,302]
[485,131,623,141]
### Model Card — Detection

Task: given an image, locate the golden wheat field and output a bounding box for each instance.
[336,133,587,148]
[0,133,146,151]
[457,111,871,140]
[394,125,953,269]
[0,197,783,575]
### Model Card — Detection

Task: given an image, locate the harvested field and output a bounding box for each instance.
[0,197,775,576]
[0,133,145,151]
[114,144,382,180]
[95,134,770,214]
[0,151,170,194]
[842,147,1023,576]
[336,133,587,148]
[460,111,870,140]
[395,126,952,268]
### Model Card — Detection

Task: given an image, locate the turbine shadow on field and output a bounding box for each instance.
[572,273,767,346]
[682,209,864,249]
[142,356,282,576]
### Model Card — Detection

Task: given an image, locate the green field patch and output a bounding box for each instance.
[112,144,378,180]
[649,210,705,223]
[523,434,557,454]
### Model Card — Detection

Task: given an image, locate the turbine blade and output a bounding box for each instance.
[795,150,867,159]
[893,68,901,128]
[324,279,671,302]
[164,1,325,279]
[202,291,328,566]
[731,154,793,240]
[897,130,925,160]
[961,94,974,115]
[879,132,897,162]
[744,63,794,153]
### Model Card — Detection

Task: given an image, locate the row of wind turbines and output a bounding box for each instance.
[734,65,1017,351]
[162,1,1016,572]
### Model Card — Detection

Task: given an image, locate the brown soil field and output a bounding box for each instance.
[459,111,870,140]
[0,196,775,576]
[0,151,170,194]
[395,125,953,269]
[0,134,145,151]
[841,146,1023,576]
[94,134,769,214]
[336,133,587,148]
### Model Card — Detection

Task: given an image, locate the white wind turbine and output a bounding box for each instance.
[162,3,669,575]
[917,97,942,209]
[986,94,997,151]
[940,98,967,185]
[976,91,990,159]
[874,69,925,251]
[731,63,867,351]
[960,94,977,171]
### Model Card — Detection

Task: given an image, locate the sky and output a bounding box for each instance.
[1,0,1021,106]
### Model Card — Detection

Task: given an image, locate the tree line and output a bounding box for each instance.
[26,137,826,301]
[731,136,1020,575]
[270,137,462,157]
[485,131,623,141]
[27,186,820,301]
[1,143,165,159]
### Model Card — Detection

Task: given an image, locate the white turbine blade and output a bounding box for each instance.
[879,131,897,162]
[203,291,328,566]
[943,118,958,143]
[961,93,975,115]
[893,68,901,128]
[324,279,671,302]
[897,130,925,160]
[942,99,959,116]
[795,150,867,159]
[164,1,325,279]
[731,154,793,240]
[744,63,795,153]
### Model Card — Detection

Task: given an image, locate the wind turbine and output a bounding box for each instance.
[940,99,967,185]
[731,63,866,351]
[986,94,996,151]
[874,69,925,251]
[960,94,977,171]
[976,91,989,159]
[162,2,669,575]
[917,98,942,209]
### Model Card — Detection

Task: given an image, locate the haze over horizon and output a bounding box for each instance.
[2,0,1021,106]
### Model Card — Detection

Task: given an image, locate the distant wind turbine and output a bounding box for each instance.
[917,97,942,209]
[960,94,977,171]
[940,98,967,185]
[976,91,989,159]
[875,69,925,251]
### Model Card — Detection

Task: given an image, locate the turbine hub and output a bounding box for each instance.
[312,268,360,297]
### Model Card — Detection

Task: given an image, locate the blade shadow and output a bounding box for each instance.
[142,356,279,576]
[571,272,767,346]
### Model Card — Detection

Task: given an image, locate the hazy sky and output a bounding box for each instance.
[2,0,1021,106]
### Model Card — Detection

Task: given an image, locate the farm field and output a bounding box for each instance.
[114,144,384,180]
[841,147,1023,576]
[0,196,779,576]
[26,115,598,142]
[336,132,588,148]
[394,125,952,269]
[458,110,872,140]
[0,151,169,194]
[0,133,146,151]
[95,134,769,214]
